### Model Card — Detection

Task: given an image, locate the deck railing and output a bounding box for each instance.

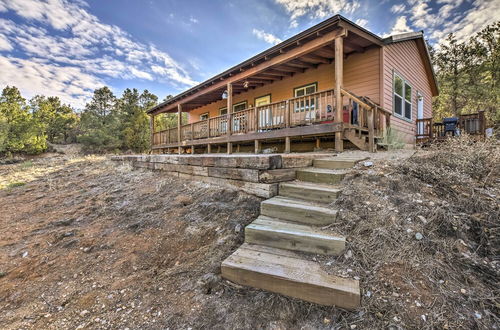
[416,111,486,143]
[152,88,390,147]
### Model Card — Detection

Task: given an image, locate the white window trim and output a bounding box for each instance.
[199,112,209,121]
[392,71,413,122]
[294,83,317,97]
[233,101,247,112]
[219,107,227,115]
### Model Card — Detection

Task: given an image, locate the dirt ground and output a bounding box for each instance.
[0,138,498,329]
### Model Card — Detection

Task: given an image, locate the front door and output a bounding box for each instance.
[417,93,424,135]
[255,95,271,130]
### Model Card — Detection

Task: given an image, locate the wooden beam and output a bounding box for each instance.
[344,39,364,53]
[152,28,347,114]
[177,104,182,154]
[288,59,317,69]
[227,82,233,138]
[300,54,331,64]
[149,114,154,150]
[285,137,291,153]
[274,65,304,73]
[254,140,261,154]
[334,36,344,152]
[265,69,293,76]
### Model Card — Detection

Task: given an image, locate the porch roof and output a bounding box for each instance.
[148,15,385,115]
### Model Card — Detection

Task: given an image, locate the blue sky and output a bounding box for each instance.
[0,0,498,108]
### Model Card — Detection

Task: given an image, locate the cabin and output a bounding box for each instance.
[147,15,438,154]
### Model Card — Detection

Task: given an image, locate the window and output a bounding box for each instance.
[393,73,412,120]
[199,112,209,121]
[293,83,317,113]
[294,83,317,97]
[233,101,247,112]
[219,107,227,115]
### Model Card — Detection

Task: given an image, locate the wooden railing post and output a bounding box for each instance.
[285,100,290,128]
[334,35,344,152]
[226,82,233,154]
[177,104,182,154]
[149,114,154,150]
[478,110,486,137]
[367,107,375,153]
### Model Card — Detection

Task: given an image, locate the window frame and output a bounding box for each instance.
[293,82,318,98]
[219,107,227,116]
[392,71,413,122]
[233,100,248,112]
[199,112,209,121]
[293,82,318,113]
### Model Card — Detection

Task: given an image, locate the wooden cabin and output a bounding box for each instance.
[147,15,438,154]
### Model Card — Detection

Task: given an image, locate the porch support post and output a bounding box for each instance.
[149,114,154,151]
[254,140,261,154]
[177,104,182,154]
[226,82,233,154]
[334,35,344,152]
[284,137,291,153]
[207,144,211,154]
[191,145,195,154]
[316,138,321,150]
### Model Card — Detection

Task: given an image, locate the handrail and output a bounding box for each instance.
[152,87,389,148]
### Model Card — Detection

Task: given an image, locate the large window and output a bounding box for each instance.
[393,73,412,120]
[293,83,317,113]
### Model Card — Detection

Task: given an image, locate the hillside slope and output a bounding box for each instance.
[0,137,498,329]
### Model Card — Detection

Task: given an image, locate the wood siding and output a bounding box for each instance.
[382,40,433,143]
[188,48,380,123]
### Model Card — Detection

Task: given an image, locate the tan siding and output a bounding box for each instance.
[382,40,433,143]
[188,47,380,123]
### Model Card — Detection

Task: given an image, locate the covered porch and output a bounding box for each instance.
[148,16,391,154]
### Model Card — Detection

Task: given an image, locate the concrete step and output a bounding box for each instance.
[245,216,345,255]
[279,181,341,203]
[313,157,367,170]
[296,168,348,185]
[221,243,360,309]
[260,196,337,225]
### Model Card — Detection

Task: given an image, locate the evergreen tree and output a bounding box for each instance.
[78,87,121,152]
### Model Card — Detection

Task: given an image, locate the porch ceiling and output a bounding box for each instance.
[149,15,383,115]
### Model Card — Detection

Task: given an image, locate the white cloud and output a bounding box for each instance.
[252,29,283,45]
[189,16,199,24]
[384,16,413,37]
[410,1,433,29]
[354,18,368,28]
[0,55,103,108]
[0,34,12,51]
[130,67,153,80]
[390,4,406,14]
[431,0,500,44]
[274,0,360,26]
[0,0,198,107]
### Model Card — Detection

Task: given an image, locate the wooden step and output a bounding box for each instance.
[296,168,347,185]
[279,181,341,203]
[245,216,345,255]
[260,196,337,225]
[344,130,368,151]
[221,243,360,309]
[313,157,367,170]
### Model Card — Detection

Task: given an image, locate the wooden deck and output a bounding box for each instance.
[152,88,391,153]
[416,111,486,143]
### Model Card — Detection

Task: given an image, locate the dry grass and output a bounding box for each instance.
[327,135,500,329]
[0,138,498,329]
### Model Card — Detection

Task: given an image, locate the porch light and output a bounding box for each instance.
[222,90,228,99]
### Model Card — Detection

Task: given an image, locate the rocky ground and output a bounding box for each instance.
[0,137,498,329]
